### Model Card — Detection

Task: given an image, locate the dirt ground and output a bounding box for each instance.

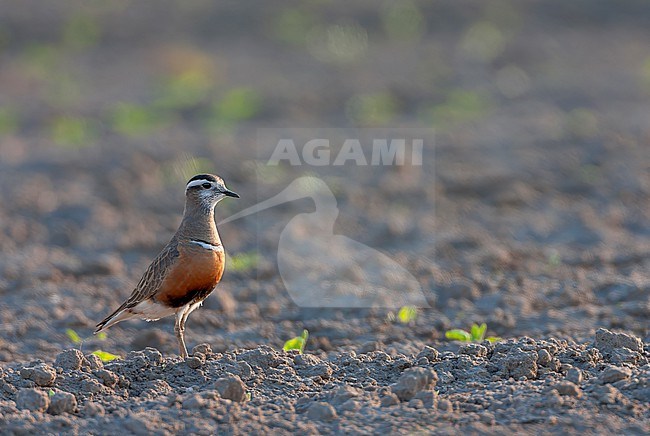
[0,1,649,434]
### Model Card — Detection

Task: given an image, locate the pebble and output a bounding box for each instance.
[82,379,104,394]
[48,391,77,415]
[380,393,400,407]
[85,354,104,371]
[214,374,247,402]
[459,343,487,358]
[438,399,453,412]
[20,363,57,386]
[592,385,621,404]
[16,388,49,412]
[55,349,85,371]
[504,349,538,379]
[391,367,438,401]
[417,346,439,362]
[83,402,105,417]
[192,343,212,355]
[185,356,203,369]
[94,369,119,387]
[555,381,582,397]
[339,399,360,412]
[537,349,552,366]
[306,402,337,421]
[595,328,643,353]
[599,366,632,384]
[566,367,583,384]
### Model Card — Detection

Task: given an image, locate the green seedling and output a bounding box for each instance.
[48,389,55,397]
[66,328,82,345]
[229,251,259,272]
[397,305,418,324]
[92,350,120,362]
[445,323,501,343]
[283,329,309,354]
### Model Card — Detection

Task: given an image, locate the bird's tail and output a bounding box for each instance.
[95,303,133,334]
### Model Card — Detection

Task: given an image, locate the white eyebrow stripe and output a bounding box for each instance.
[189,239,224,252]
[186,179,213,189]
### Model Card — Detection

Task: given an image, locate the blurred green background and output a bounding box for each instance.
[0,0,648,151]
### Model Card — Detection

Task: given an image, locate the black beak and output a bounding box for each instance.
[224,189,240,198]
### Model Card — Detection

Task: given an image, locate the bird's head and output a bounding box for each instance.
[185,173,239,211]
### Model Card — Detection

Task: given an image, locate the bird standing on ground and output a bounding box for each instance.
[95,174,239,358]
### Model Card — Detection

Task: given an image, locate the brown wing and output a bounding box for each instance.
[124,238,180,307]
[95,239,179,332]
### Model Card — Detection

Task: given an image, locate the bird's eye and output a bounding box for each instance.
[202,183,212,189]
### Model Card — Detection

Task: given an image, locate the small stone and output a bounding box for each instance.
[55,349,85,371]
[417,346,439,362]
[304,364,333,380]
[408,398,424,409]
[84,354,104,371]
[359,341,380,354]
[331,385,361,405]
[593,385,621,404]
[185,356,203,369]
[595,328,643,353]
[414,390,437,409]
[94,369,118,387]
[48,391,77,415]
[21,363,56,387]
[235,361,254,379]
[81,379,104,394]
[438,399,452,411]
[545,389,564,407]
[192,343,212,355]
[599,366,632,384]
[294,353,321,366]
[306,402,337,421]
[505,349,537,379]
[566,367,583,384]
[380,393,400,407]
[16,388,49,412]
[182,394,206,410]
[391,367,438,401]
[83,402,105,417]
[214,374,247,402]
[339,399,360,412]
[459,343,487,357]
[537,349,552,366]
[142,347,163,365]
[555,381,582,397]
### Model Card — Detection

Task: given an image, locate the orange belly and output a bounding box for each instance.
[156,244,225,308]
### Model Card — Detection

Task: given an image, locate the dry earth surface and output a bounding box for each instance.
[0,1,649,434]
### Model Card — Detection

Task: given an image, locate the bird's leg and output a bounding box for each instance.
[174,311,188,358]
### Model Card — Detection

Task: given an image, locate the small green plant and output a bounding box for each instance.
[229,251,260,272]
[445,323,501,343]
[283,329,309,354]
[212,87,262,123]
[397,305,418,324]
[92,350,120,362]
[66,328,82,345]
[48,389,55,397]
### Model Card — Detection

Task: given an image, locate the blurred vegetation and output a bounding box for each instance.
[0,0,644,151]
